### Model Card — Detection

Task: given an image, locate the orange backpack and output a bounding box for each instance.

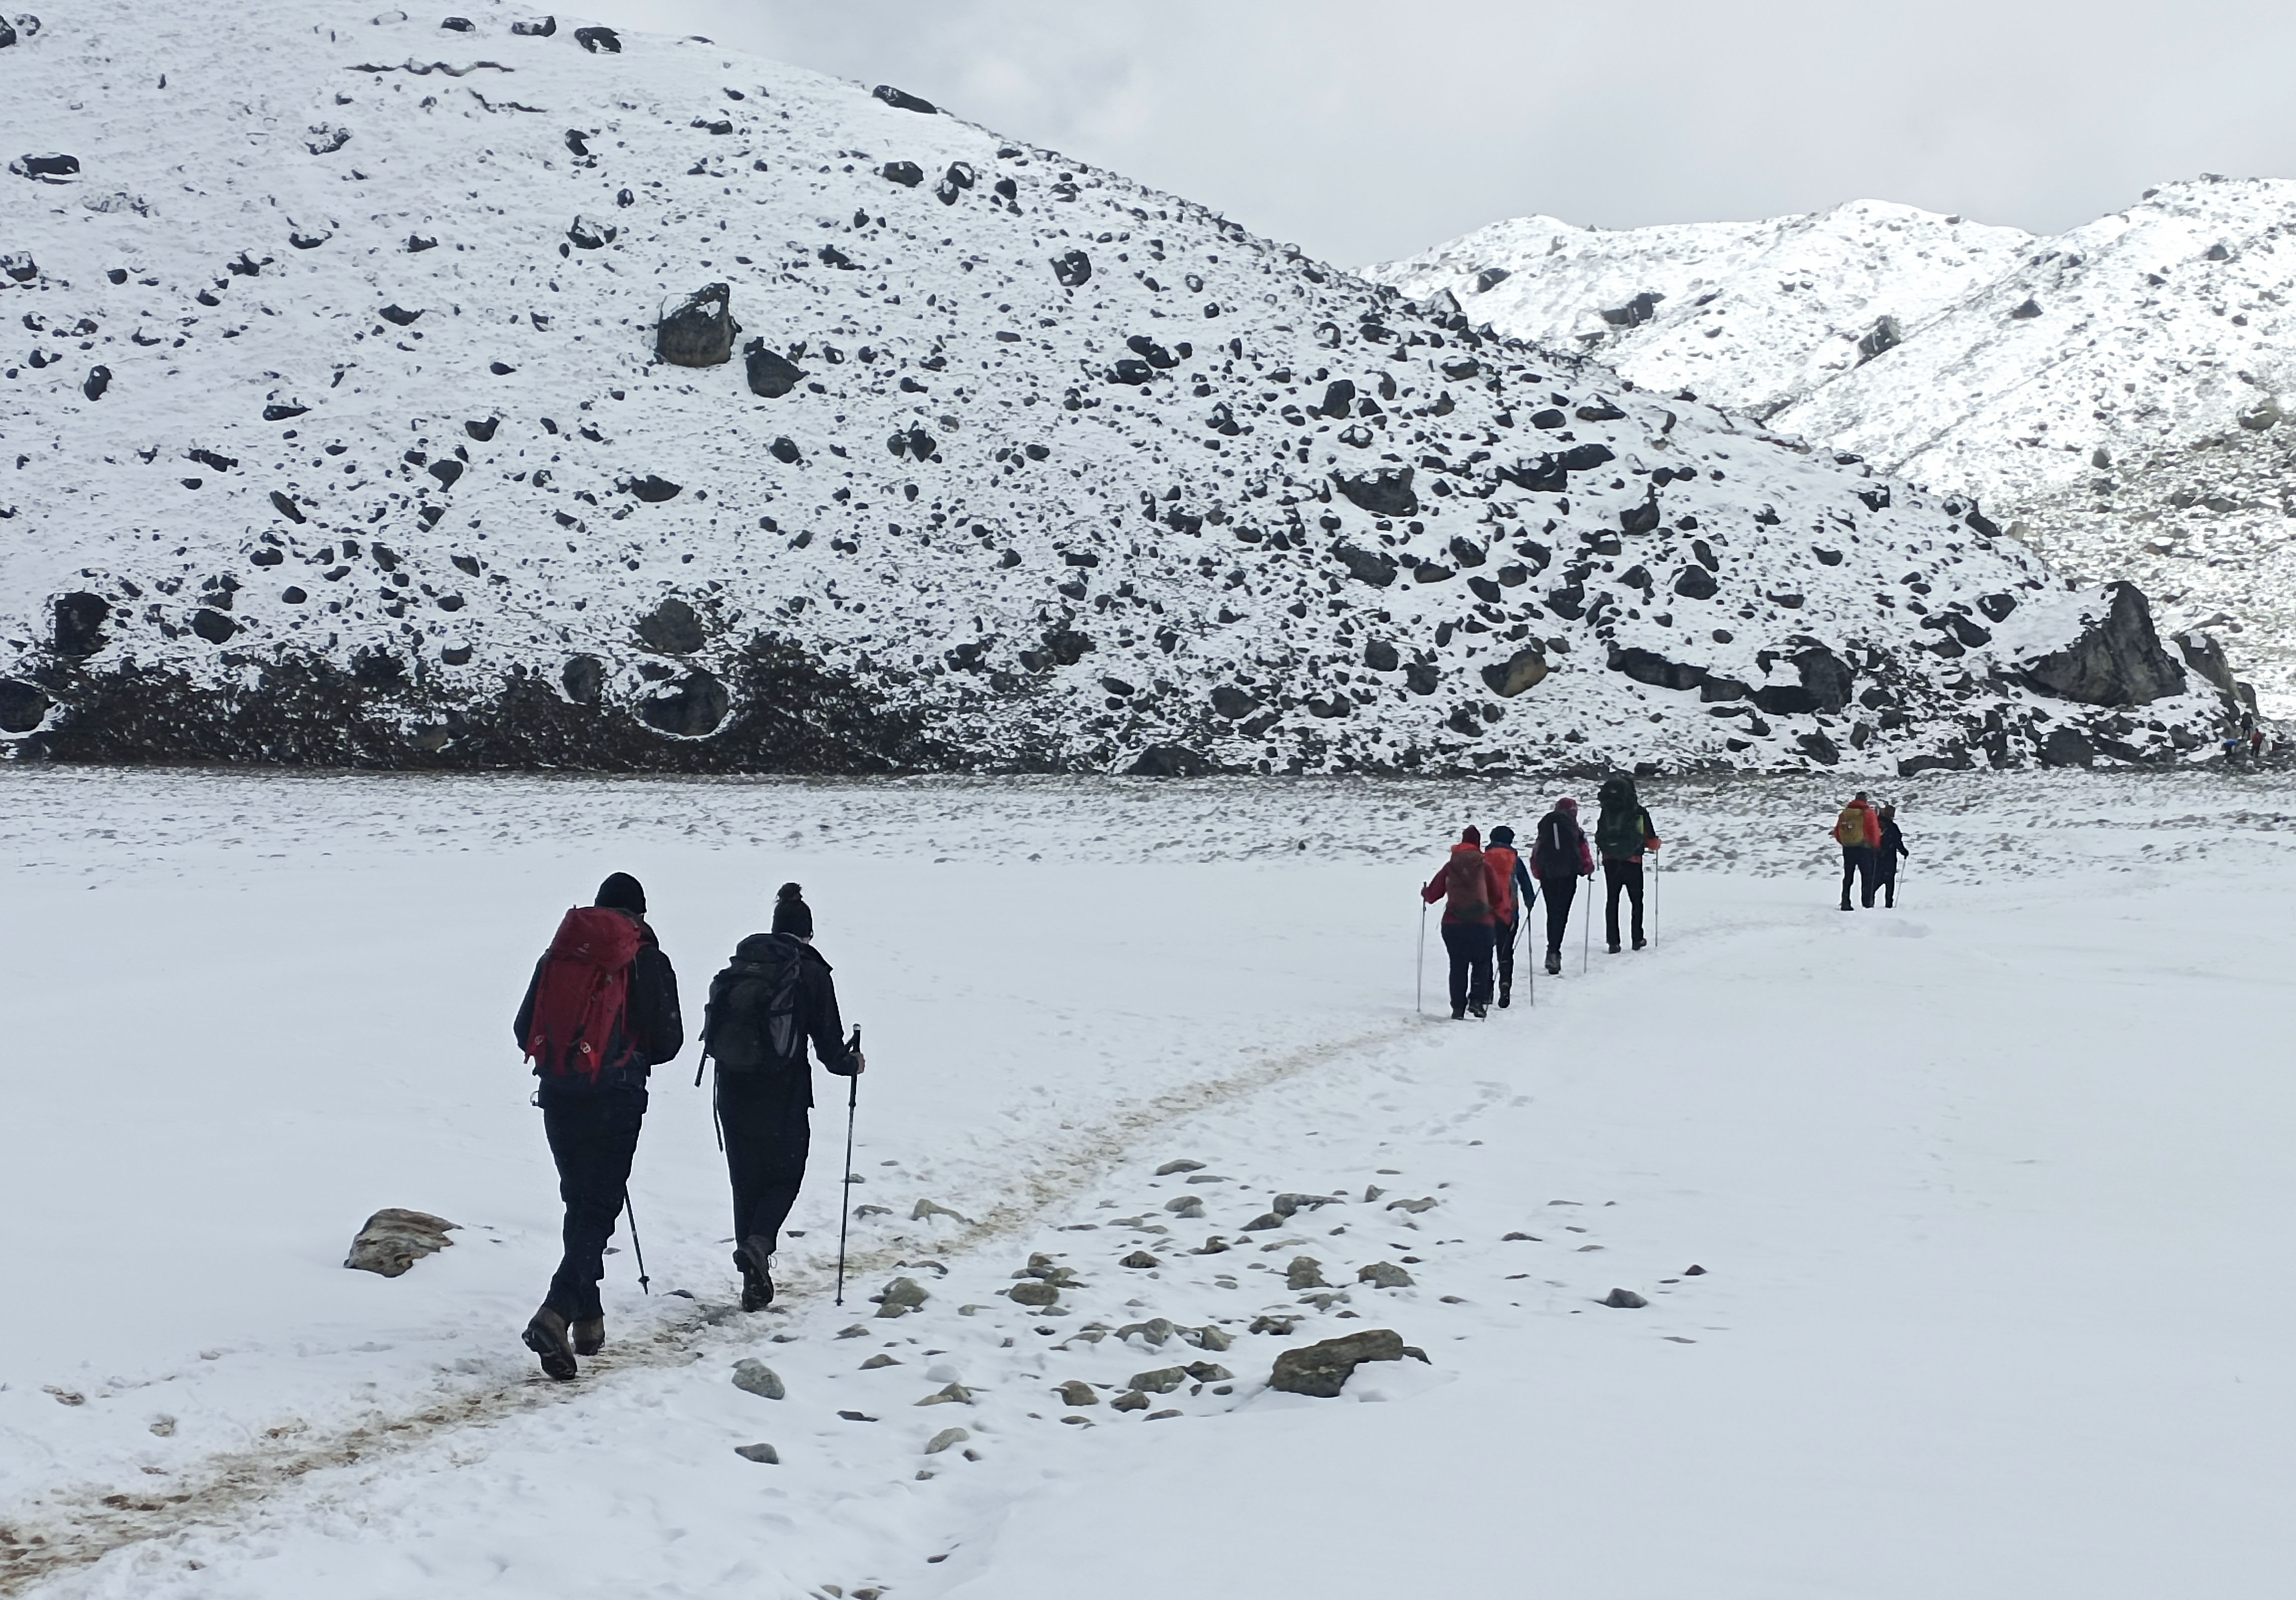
[1833,805,1869,847]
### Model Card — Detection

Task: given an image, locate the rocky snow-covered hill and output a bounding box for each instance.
[0,1,2237,775]
[1373,180,2296,712]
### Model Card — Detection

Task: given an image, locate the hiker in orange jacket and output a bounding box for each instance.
[1484,825,1537,1008]
[1832,794,1883,910]
[1422,826,1511,1019]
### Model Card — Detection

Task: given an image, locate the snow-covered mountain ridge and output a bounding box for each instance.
[1370,180,2296,711]
[0,1,2237,775]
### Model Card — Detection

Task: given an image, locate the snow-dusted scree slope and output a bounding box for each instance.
[0,3,2238,775]
[1372,180,2296,711]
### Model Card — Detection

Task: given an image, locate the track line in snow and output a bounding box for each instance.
[0,1013,1426,1595]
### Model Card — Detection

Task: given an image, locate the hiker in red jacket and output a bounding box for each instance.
[512,872,684,1379]
[1831,794,1883,910]
[1422,826,1510,1019]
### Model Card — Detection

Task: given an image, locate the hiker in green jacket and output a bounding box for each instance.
[1593,775,1661,952]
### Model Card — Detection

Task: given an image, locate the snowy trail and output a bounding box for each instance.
[6,769,2295,1598]
[0,1011,1420,1595]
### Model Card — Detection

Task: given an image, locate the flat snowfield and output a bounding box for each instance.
[2,769,2291,1598]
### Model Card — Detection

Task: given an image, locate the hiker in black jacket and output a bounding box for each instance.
[1529,798,1595,976]
[1874,804,1910,908]
[512,872,683,1379]
[701,883,864,1312]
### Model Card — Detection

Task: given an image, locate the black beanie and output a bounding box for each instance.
[1489,825,1515,846]
[594,872,646,915]
[771,881,814,938]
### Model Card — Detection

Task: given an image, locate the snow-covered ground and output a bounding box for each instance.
[4,767,2294,1598]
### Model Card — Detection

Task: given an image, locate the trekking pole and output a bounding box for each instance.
[1648,851,1658,948]
[1415,902,1427,1015]
[622,1188,651,1295]
[1580,873,1592,975]
[834,1026,862,1308]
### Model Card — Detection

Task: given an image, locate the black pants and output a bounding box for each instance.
[1539,874,1578,957]
[1873,855,1897,907]
[1841,845,1872,907]
[539,1080,647,1321]
[717,1068,816,1261]
[1439,922,1496,1012]
[1493,916,1521,991]
[1603,858,1645,948]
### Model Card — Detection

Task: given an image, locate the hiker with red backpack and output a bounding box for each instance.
[512,872,684,1380]
[1832,793,1883,910]
[699,883,864,1312]
[1421,826,1511,1019]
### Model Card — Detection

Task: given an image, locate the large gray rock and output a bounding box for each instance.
[1268,1329,1426,1397]
[343,1208,457,1277]
[637,670,728,737]
[0,679,51,733]
[2174,630,2239,698]
[2021,583,2186,706]
[656,283,738,368]
[1482,646,1550,698]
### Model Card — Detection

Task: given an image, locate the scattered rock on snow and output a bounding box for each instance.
[1129,1365,1189,1394]
[1006,1280,1059,1307]
[916,1382,972,1406]
[1358,1262,1414,1289]
[656,282,738,368]
[1120,1250,1161,1269]
[1286,1256,1328,1290]
[1110,1389,1150,1412]
[873,1276,930,1318]
[1268,1329,1425,1398]
[910,1198,972,1225]
[924,1426,970,1453]
[731,1359,787,1399]
[743,339,806,398]
[1055,1380,1098,1406]
[1154,1159,1206,1175]
[342,1207,457,1277]
[733,1442,780,1464]
[2019,582,2187,706]
[1601,1287,1649,1309]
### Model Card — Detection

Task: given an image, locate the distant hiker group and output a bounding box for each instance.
[1831,792,1911,910]
[1421,776,1662,1019]
[513,876,862,1380]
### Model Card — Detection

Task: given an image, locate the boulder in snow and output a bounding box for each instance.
[656,283,737,367]
[343,1207,457,1277]
[1268,1329,1427,1397]
[2019,583,2186,707]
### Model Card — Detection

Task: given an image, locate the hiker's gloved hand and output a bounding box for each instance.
[848,1051,867,1076]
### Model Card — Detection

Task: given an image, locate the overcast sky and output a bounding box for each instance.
[586,0,2296,267]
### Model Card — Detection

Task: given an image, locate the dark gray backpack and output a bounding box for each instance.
[702,933,804,1070]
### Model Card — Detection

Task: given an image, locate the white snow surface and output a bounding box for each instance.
[4,766,2294,1597]
[0,1,2232,775]
[1370,179,2296,710]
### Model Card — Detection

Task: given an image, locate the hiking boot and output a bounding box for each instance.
[1545,952,1561,976]
[1450,1005,1466,1021]
[735,1236,776,1312]
[1607,942,1622,954]
[522,1306,578,1381]
[1497,979,1512,1009]
[1632,937,1646,951]
[1468,1002,1487,1019]
[571,1317,605,1356]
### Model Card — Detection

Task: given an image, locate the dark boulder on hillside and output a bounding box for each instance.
[636,596,706,655]
[0,679,50,733]
[573,25,619,52]
[1051,249,1091,287]
[1332,467,1417,519]
[1482,646,1550,698]
[2021,583,2186,706]
[54,592,109,657]
[1608,647,1703,693]
[638,670,727,736]
[1331,543,1397,587]
[657,283,737,368]
[873,85,937,114]
[1126,744,1210,777]
[561,655,604,704]
[743,340,806,398]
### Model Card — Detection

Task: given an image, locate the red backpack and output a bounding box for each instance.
[524,908,643,1081]
[1445,844,1492,922]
